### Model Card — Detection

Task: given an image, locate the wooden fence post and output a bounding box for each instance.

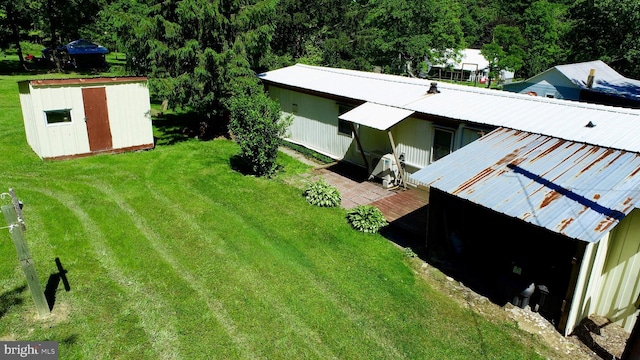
[1,190,50,318]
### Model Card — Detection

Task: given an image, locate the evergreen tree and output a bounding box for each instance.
[99,0,277,123]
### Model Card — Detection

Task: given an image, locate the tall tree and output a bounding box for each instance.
[100,0,277,123]
[481,24,526,86]
[563,0,640,79]
[0,0,35,70]
[521,0,566,77]
[457,0,501,48]
[359,0,465,75]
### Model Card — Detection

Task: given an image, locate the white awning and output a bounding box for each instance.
[339,102,414,130]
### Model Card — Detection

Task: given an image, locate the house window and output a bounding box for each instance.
[431,127,454,162]
[545,93,555,99]
[45,109,72,124]
[338,104,353,136]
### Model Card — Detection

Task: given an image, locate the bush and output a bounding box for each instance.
[346,205,388,233]
[228,91,292,177]
[303,179,341,207]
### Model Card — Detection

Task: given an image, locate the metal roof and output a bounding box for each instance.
[554,60,640,92]
[409,127,640,243]
[338,102,414,130]
[259,64,640,152]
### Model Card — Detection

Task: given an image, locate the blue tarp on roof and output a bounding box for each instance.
[59,39,109,55]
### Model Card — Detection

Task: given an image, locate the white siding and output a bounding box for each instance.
[271,87,355,160]
[30,84,89,158]
[105,82,153,149]
[391,117,432,174]
[18,82,40,157]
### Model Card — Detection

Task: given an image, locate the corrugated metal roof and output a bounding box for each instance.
[409,127,640,243]
[338,102,414,130]
[22,77,148,87]
[259,64,640,152]
[554,60,626,87]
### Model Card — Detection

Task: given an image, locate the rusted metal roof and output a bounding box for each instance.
[20,77,148,87]
[259,64,640,152]
[409,127,640,243]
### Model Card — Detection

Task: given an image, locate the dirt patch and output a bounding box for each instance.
[413,258,628,360]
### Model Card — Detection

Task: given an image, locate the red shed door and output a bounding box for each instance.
[82,87,113,151]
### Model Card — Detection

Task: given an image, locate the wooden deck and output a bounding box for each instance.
[306,159,431,242]
[370,186,430,237]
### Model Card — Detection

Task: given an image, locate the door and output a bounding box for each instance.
[82,87,112,151]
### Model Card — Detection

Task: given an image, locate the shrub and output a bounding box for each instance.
[228,91,292,177]
[303,179,341,207]
[346,205,388,233]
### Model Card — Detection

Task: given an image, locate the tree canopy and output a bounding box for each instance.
[2,0,639,124]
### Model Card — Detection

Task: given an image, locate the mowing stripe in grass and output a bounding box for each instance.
[144,180,407,359]
[32,187,182,360]
[86,180,263,360]
[141,183,342,360]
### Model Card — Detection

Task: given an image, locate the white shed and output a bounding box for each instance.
[18,77,154,160]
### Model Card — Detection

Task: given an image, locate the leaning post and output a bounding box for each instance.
[1,188,50,317]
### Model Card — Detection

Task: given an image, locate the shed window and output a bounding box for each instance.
[45,109,72,124]
[431,128,454,162]
[338,104,353,137]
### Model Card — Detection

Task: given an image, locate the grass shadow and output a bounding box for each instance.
[0,58,114,77]
[0,285,27,319]
[0,59,59,76]
[152,110,229,146]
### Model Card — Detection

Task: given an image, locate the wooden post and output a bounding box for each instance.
[350,122,369,171]
[1,192,50,317]
[387,130,407,189]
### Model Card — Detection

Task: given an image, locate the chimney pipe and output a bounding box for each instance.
[427,82,440,94]
[586,69,595,88]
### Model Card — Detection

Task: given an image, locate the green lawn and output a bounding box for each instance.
[0,65,555,359]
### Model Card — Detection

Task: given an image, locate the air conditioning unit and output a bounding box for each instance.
[370,153,399,188]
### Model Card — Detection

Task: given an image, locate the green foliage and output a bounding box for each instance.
[346,205,388,233]
[98,0,277,119]
[18,41,44,55]
[521,0,566,77]
[482,25,527,85]
[228,90,291,177]
[404,247,418,258]
[361,0,465,75]
[303,179,341,207]
[564,0,640,79]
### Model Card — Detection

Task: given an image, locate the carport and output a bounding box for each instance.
[410,127,640,336]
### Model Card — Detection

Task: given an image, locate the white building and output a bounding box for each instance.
[18,77,154,160]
